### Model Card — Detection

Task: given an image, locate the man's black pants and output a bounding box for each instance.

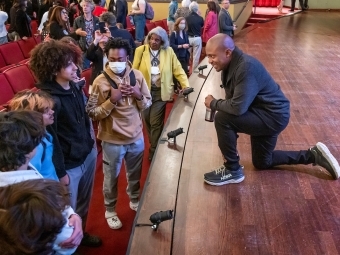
[214,108,314,170]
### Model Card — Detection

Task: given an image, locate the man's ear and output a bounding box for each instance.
[225,48,232,58]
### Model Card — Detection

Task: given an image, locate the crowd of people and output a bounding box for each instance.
[0,0,331,255]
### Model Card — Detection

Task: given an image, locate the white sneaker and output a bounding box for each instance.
[105,211,122,229]
[129,201,139,211]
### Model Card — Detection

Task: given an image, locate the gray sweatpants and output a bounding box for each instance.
[66,147,97,228]
[102,138,144,212]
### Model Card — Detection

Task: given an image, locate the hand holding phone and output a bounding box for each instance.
[99,22,106,34]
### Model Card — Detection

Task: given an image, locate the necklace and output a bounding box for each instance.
[149,49,160,66]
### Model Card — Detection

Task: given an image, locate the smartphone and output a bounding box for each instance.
[99,22,106,34]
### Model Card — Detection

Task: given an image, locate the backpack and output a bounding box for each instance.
[138,0,154,20]
[144,1,154,20]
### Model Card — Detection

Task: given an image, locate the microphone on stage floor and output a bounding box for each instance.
[167,128,184,139]
[198,65,207,71]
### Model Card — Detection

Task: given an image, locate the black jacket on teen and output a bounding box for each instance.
[36,80,94,178]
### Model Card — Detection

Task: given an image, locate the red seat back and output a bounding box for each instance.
[81,68,92,97]
[3,64,36,93]
[17,37,37,59]
[33,34,42,44]
[154,20,165,30]
[31,20,38,35]
[162,19,169,32]
[0,42,25,65]
[0,52,6,68]
[0,73,15,105]
[126,16,134,29]
[145,22,156,35]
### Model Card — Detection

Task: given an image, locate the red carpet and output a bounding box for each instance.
[78,101,174,255]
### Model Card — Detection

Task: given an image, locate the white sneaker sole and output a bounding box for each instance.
[316,142,340,179]
[204,176,245,186]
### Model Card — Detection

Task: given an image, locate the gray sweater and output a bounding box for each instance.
[210,47,290,120]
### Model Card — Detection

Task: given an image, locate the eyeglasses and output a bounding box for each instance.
[61,11,68,15]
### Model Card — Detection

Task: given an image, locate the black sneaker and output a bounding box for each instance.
[80,232,102,247]
[309,142,340,180]
[204,165,245,186]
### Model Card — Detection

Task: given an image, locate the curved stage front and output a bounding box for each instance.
[128,11,340,255]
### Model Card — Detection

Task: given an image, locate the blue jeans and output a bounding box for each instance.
[0,36,8,45]
[133,14,146,42]
[102,137,144,212]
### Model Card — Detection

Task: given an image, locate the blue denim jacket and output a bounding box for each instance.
[168,1,178,22]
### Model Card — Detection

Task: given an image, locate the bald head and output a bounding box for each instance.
[207,34,235,52]
[205,34,235,72]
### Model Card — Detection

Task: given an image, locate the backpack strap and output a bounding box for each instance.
[102,70,136,88]
[102,71,118,89]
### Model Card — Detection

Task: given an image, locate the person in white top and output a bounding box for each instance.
[0,11,8,45]
[0,110,83,255]
[129,0,146,43]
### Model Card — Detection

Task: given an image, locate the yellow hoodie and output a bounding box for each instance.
[86,62,152,145]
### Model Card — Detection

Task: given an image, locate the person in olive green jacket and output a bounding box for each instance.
[133,26,191,160]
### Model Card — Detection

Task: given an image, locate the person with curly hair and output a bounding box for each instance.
[48,6,87,40]
[133,26,191,160]
[29,40,102,247]
[0,110,83,255]
[86,37,152,229]
[0,179,71,255]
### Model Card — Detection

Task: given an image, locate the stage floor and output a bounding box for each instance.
[128,11,340,255]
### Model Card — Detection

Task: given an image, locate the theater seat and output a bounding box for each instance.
[3,64,36,93]
[17,37,37,59]
[0,42,25,65]
[162,19,169,33]
[145,22,156,35]
[0,73,15,105]
[154,20,165,30]
[126,16,134,29]
[31,20,38,35]
[33,34,42,44]
[81,68,92,97]
[0,52,7,68]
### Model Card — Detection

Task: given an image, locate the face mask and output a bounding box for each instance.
[109,61,126,74]
[178,24,186,30]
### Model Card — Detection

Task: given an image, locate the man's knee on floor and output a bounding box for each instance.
[252,158,271,170]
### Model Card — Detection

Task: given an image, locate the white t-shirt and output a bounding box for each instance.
[132,0,146,11]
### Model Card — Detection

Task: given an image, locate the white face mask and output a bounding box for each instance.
[109,61,126,74]
[178,24,186,30]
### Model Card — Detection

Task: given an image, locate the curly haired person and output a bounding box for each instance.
[29,40,102,247]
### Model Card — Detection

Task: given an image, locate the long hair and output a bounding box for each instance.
[48,6,69,30]
[145,26,169,50]
[174,17,187,32]
[207,1,217,14]
[0,179,69,255]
